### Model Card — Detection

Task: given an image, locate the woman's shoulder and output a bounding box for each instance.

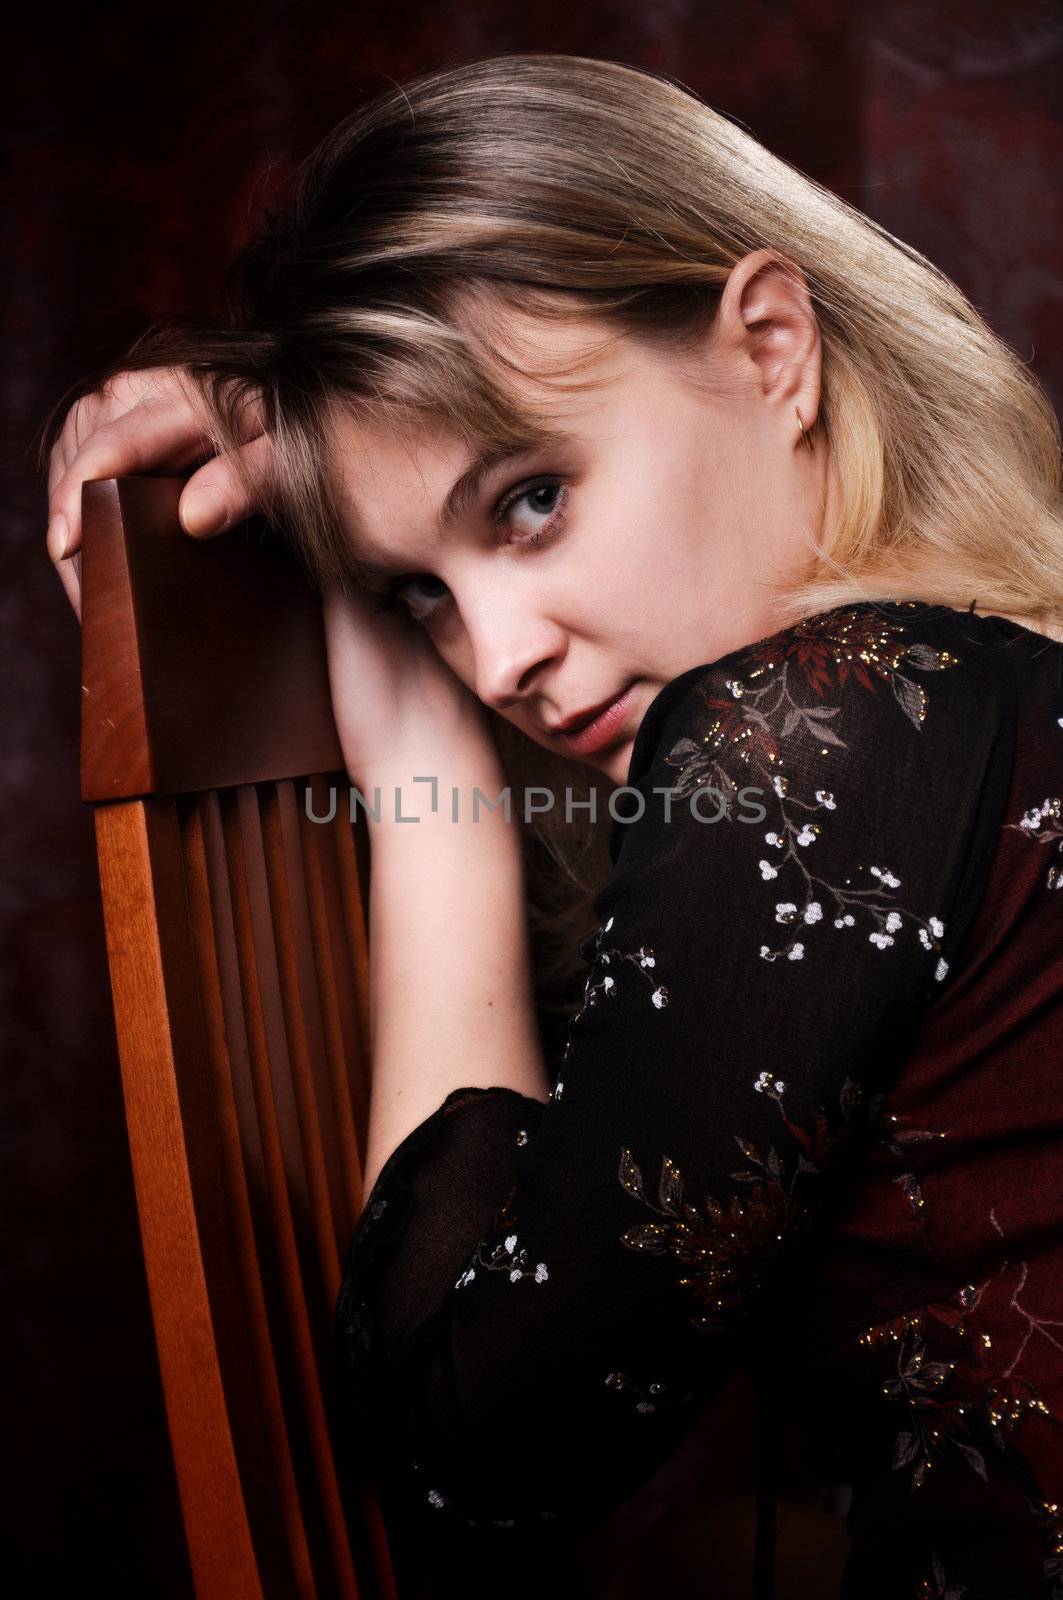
[596,597,1052,994]
[608,597,1035,870]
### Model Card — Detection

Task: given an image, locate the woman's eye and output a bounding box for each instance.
[496,478,569,544]
[387,571,450,623]
[384,477,570,624]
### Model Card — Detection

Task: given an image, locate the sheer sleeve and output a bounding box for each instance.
[332,601,1016,1589]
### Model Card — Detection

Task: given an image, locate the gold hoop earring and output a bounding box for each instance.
[795,406,816,454]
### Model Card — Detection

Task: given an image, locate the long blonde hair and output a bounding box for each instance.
[40,52,1063,1035]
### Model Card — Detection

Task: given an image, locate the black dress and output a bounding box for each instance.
[333,598,1063,1599]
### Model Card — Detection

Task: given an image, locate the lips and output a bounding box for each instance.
[550,683,637,756]
[551,694,625,736]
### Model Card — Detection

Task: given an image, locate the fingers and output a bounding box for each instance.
[46,391,102,555]
[55,549,82,625]
[48,400,217,558]
[48,420,275,619]
[177,431,275,538]
[48,390,101,496]
[46,367,268,559]
[47,512,70,565]
[45,365,271,625]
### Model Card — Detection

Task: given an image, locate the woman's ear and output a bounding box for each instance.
[714,248,823,438]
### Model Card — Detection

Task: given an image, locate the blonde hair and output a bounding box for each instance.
[41,51,1063,1032]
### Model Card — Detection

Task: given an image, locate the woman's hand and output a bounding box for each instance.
[321,581,498,790]
[45,365,271,623]
[45,363,500,788]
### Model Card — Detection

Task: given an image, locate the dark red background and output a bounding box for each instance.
[5,3,1061,1594]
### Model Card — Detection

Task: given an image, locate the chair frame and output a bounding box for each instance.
[81,476,397,1600]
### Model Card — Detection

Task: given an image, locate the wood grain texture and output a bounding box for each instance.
[80,477,344,803]
[84,478,396,1600]
[95,799,264,1600]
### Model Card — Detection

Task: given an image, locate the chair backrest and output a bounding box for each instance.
[80,476,398,1600]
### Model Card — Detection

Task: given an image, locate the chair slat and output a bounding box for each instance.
[96,798,266,1600]
[220,782,362,1597]
[183,791,318,1595]
[289,776,367,1238]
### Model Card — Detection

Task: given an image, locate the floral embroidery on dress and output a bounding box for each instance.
[553,913,669,1101]
[999,705,1063,894]
[854,1199,1063,1594]
[916,1550,968,1599]
[601,1363,701,1414]
[845,1074,1063,1593]
[876,1110,950,1224]
[1034,1499,1063,1596]
[661,602,957,974]
[1004,796,1063,891]
[616,1073,867,1333]
[452,1176,551,1291]
[866,1311,985,1489]
[454,1216,550,1292]
[602,1369,696,1414]
[406,1456,562,1530]
[574,914,669,1016]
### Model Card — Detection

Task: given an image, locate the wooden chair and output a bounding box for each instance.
[79,475,399,1600]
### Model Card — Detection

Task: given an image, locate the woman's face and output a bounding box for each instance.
[327,251,830,786]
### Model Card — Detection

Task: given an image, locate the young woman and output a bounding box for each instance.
[42,53,1063,1600]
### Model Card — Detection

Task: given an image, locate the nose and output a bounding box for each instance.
[466,602,565,715]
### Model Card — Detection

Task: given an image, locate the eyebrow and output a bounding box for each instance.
[342,437,561,589]
[438,442,544,529]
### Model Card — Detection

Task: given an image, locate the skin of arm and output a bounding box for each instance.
[358,740,551,1204]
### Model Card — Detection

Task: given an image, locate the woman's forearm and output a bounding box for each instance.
[358,746,551,1203]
